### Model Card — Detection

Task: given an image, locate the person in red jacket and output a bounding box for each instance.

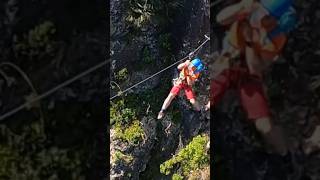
[209,0,297,155]
[157,58,204,120]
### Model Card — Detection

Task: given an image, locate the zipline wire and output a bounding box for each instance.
[0,60,108,121]
[110,35,210,101]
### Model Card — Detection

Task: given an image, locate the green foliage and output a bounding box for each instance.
[160,135,209,177]
[114,151,133,164]
[110,99,136,125]
[126,0,153,28]
[125,0,184,28]
[172,173,183,180]
[0,146,18,179]
[115,120,144,144]
[115,68,129,82]
[0,125,86,179]
[13,21,57,59]
[111,99,144,144]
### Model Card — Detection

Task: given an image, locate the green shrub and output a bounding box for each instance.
[111,99,144,144]
[110,100,136,125]
[0,142,85,179]
[110,100,125,125]
[13,21,57,59]
[172,173,183,180]
[160,135,209,176]
[114,151,133,164]
[115,68,129,82]
[126,0,153,28]
[0,146,18,178]
[115,120,144,144]
[125,0,184,28]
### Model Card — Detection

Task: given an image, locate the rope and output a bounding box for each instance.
[0,60,108,121]
[110,35,210,100]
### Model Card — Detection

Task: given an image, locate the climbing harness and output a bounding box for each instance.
[0,60,108,121]
[110,35,210,101]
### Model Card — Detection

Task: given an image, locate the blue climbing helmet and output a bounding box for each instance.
[267,6,297,39]
[190,58,204,74]
[260,0,293,18]
[260,0,297,38]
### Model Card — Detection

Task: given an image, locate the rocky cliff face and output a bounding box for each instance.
[110,0,210,179]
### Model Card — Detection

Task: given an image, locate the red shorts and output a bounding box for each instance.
[170,83,195,100]
[211,67,270,120]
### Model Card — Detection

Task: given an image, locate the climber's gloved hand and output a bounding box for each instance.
[188,52,194,59]
[185,59,191,66]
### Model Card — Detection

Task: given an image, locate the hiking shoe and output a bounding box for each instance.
[157,110,165,120]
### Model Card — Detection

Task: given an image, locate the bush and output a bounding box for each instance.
[115,68,129,82]
[115,120,144,144]
[0,146,18,178]
[160,135,209,177]
[126,0,153,28]
[110,100,125,125]
[0,143,85,179]
[13,21,57,59]
[114,151,133,164]
[111,100,144,144]
[172,173,183,180]
[125,0,184,29]
[110,100,136,125]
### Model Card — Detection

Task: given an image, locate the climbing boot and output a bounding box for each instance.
[157,109,165,120]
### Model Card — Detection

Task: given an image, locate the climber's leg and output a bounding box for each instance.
[184,85,200,111]
[189,99,201,111]
[157,85,181,120]
[239,75,288,155]
[157,93,176,119]
[255,117,288,155]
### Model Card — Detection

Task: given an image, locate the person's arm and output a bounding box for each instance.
[177,60,190,70]
[216,0,255,25]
